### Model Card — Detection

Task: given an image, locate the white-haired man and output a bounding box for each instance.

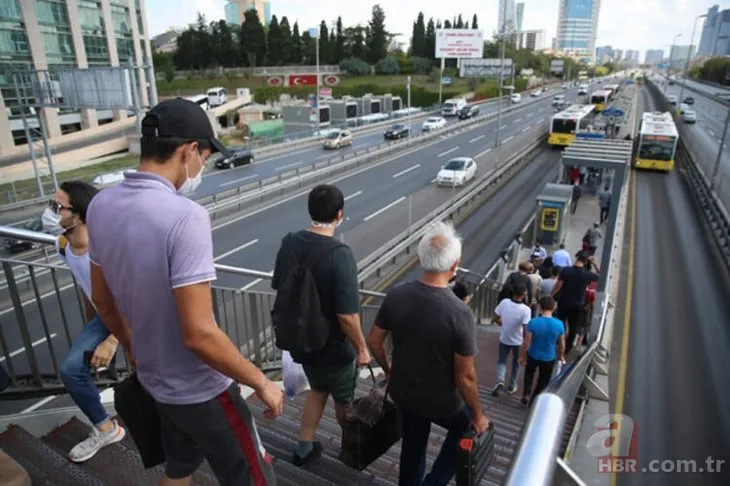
[368,221,490,485]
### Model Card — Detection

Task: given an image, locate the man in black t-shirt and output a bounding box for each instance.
[368,221,490,485]
[551,252,599,354]
[271,184,371,467]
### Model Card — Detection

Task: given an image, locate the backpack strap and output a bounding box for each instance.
[57,235,69,257]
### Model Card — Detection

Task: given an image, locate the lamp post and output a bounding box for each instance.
[678,15,706,104]
[406,75,412,132]
[663,34,682,96]
[494,0,508,148]
[308,27,321,135]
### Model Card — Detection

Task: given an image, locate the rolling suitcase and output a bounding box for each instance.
[455,423,496,486]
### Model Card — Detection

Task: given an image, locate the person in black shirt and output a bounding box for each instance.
[551,252,599,354]
[271,184,371,467]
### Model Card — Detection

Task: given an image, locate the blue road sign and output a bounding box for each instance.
[442,76,452,86]
[576,132,605,140]
[602,107,625,117]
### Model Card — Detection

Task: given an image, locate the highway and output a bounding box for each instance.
[0,89,576,415]
[612,89,730,486]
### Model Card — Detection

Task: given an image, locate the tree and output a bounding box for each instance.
[471,14,478,29]
[173,29,196,69]
[194,13,213,67]
[456,14,464,28]
[267,15,284,65]
[301,31,316,64]
[425,18,436,59]
[319,20,331,65]
[346,25,366,60]
[334,17,345,64]
[411,12,426,58]
[366,5,388,63]
[444,20,452,28]
[291,22,302,64]
[279,16,293,65]
[210,20,237,67]
[240,9,266,67]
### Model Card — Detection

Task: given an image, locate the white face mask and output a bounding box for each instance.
[41,208,64,236]
[311,216,343,229]
[177,151,204,195]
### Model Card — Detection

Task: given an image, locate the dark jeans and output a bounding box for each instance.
[600,206,609,224]
[556,304,583,354]
[399,406,471,486]
[523,355,555,404]
[570,198,579,214]
[0,363,8,391]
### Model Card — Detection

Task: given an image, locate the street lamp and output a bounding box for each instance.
[678,14,706,104]
[495,0,508,148]
[663,34,682,96]
[308,27,321,136]
[406,75,412,133]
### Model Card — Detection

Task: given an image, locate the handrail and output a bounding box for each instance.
[0,225,387,299]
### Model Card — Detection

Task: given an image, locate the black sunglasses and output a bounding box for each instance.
[48,199,74,214]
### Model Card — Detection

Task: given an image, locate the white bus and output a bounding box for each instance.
[548,104,596,147]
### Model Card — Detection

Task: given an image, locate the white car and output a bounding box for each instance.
[678,103,689,114]
[436,157,477,186]
[682,109,697,123]
[510,93,522,103]
[531,89,542,97]
[422,116,446,131]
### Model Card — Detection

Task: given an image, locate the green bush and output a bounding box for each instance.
[411,57,434,75]
[339,57,371,76]
[375,56,400,75]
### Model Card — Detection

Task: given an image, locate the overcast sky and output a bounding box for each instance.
[146,0,719,58]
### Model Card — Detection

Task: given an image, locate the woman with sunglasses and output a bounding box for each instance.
[42,181,126,462]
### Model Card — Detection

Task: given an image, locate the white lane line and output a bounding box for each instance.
[522,126,531,133]
[430,178,437,183]
[501,135,514,145]
[513,118,522,124]
[0,333,58,363]
[475,148,492,158]
[709,130,716,137]
[500,125,507,129]
[219,174,258,187]
[275,161,303,171]
[315,154,330,160]
[21,396,58,414]
[213,239,259,262]
[392,164,421,178]
[344,190,363,201]
[363,196,406,222]
[240,278,263,291]
[438,147,459,158]
[469,135,485,143]
[0,283,76,317]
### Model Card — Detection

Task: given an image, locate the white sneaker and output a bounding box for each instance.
[68,420,126,463]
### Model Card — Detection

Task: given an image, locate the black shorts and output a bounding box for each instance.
[156,383,276,485]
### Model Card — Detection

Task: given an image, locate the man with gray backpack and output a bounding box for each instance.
[271,184,371,468]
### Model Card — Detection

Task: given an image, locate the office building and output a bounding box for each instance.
[498,0,516,34]
[225,0,271,27]
[644,49,664,66]
[595,45,613,64]
[514,30,547,51]
[624,49,640,65]
[151,29,180,53]
[0,0,153,155]
[669,45,696,69]
[698,5,730,56]
[515,3,524,32]
[614,49,623,62]
[556,0,601,62]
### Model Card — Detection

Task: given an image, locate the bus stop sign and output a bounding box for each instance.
[602,107,625,117]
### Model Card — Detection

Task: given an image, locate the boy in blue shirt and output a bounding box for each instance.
[519,296,566,406]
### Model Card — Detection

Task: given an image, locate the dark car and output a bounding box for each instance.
[384,124,410,139]
[458,105,480,120]
[683,96,695,105]
[215,148,254,169]
[3,218,43,254]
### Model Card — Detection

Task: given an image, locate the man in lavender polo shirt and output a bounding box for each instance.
[87,98,283,485]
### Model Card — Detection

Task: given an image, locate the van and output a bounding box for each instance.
[578,84,589,95]
[510,93,522,103]
[207,87,228,107]
[441,98,467,116]
[667,95,677,106]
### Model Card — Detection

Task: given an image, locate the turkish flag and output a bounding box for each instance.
[288,74,318,87]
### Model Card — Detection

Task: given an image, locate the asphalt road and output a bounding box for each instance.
[612,92,730,486]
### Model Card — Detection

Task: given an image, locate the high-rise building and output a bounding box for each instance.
[555,0,602,62]
[498,0,517,34]
[514,30,547,51]
[516,3,525,32]
[614,49,623,62]
[595,45,613,64]
[0,0,153,155]
[225,0,271,27]
[698,5,730,56]
[644,49,664,66]
[669,45,696,69]
[624,49,640,65]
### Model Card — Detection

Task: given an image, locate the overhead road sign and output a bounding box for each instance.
[435,29,484,59]
[576,132,605,140]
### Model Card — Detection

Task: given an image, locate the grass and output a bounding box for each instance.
[0,154,139,205]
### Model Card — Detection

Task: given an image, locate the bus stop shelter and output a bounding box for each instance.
[561,138,633,292]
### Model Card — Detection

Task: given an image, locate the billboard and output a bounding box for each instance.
[550,60,565,74]
[436,29,484,59]
[33,67,134,109]
[459,58,514,78]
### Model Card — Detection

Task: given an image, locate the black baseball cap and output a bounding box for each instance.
[141,98,231,158]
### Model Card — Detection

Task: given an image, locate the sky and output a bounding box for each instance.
[145,0,720,60]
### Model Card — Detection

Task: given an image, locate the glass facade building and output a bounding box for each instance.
[556,0,601,62]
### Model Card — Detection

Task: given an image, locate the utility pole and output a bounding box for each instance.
[678,15,706,105]
[495,0,508,148]
[406,75,412,131]
[710,108,729,191]
[315,27,321,135]
[438,57,445,106]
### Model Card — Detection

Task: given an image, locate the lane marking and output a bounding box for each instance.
[0,333,58,363]
[219,174,258,187]
[501,135,514,144]
[500,125,507,129]
[363,196,406,222]
[240,278,263,291]
[611,171,636,486]
[469,135,485,143]
[709,130,716,137]
[522,126,531,133]
[21,395,57,414]
[315,154,330,160]
[275,161,303,171]
[437,147,459,158]
[0,282,76,317]
[344,190,363,201]
[392,164,421,178]
[213,239,259,262]
[475,148,492,158]
[512,118,522,124]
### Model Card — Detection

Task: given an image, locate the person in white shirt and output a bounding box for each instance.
[530,242,547,261]
[490,282,531,396]
[41,181,126,463]
[552,243,572,268]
